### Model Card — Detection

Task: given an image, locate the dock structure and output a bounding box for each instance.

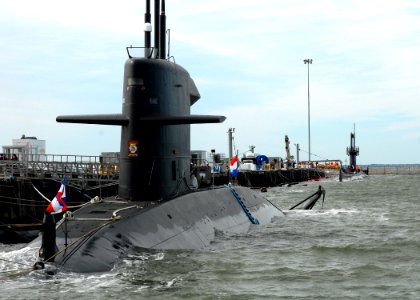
[0,154,119,241]
[196,167,327,188]
[366,165,420,175]
[0,153,119,188]
[236,168,326,187]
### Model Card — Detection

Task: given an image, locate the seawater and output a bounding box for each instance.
[1,174,419,299]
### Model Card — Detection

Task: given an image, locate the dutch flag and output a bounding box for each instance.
[229,155,238,177]
[46,176,67,214]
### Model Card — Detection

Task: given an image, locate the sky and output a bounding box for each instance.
[0,0,419,164]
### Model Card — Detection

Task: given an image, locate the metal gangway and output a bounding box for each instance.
[0,153,120,187]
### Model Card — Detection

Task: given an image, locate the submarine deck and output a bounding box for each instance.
[35,185,283,272]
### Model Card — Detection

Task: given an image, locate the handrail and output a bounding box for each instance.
[0,153,120,164]
[0,153,120,183]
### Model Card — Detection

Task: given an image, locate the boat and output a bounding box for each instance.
[341,124,365,178]
[238,146,270,172]
[28,0,284,273]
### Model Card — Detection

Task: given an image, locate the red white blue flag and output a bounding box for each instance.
[229,155,238,177]
[46,176,67,214]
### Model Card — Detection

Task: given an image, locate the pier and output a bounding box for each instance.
[236,168,326,187]
[0,153,119,189]
[366,165,420,175]
[0,154,119,241]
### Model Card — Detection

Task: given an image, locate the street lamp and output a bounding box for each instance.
[303,58,313,162]
[228,128,235,162]
[294,143,300,164]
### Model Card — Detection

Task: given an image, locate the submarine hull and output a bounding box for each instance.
[30,186,283,273]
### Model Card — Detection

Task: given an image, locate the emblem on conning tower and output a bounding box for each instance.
[128,140,139,157]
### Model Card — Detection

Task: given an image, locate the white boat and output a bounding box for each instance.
[238,146,270,172]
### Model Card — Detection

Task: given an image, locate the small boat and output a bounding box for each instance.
[238,146,270,172]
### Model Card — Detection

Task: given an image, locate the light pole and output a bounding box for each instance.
[228,128,235,162]
[303,58,313,162]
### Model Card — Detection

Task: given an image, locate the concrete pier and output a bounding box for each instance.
[366,165,420,175]
[199,168,326,188]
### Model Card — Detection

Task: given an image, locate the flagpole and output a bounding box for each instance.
[234,150,239,185]
[229,151,239,185]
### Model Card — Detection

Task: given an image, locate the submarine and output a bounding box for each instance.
[343,124,362,175]
[29,0,284,273]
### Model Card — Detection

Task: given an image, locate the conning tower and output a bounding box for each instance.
[57,0,225,201]
[346,124,359,168]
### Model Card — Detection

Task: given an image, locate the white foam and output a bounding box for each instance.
[284,208,360,217]
[0,246,38,272]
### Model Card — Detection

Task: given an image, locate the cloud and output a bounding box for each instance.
[385,119,420,131]
[1,0,420,163]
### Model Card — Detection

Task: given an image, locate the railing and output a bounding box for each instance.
[366,165,420,175]
[0,153,120,182]
[346,146,360,156]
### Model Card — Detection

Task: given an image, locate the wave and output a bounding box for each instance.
[0,245,38,275]
[284,208,360,217]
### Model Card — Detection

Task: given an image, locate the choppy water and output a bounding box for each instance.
[1,174,420,299]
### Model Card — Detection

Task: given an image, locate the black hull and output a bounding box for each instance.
[30,186,283,273]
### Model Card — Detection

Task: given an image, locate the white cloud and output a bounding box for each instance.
[385,120,420,131]
[1,0,420,163]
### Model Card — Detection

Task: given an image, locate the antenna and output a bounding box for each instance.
[159,0,166,59]
[144,0,152,57]
[154,0,160,56]
[167,28,171,60]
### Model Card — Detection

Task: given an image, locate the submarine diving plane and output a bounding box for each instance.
[31,0,284,273]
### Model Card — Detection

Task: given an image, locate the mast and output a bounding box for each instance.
[159,0,166,59]
[285,135,291,162]
[144,0,152,57]
[154,0,160,57]
[228,128,235,161]
[346,124,359,168]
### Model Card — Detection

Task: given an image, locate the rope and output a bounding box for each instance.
[62,203,142,222]
[0,257,36,278]
[68,217,120,221]
[278,171,292,182]
[0,200,47,207]
[0,257,33,267]
[289,186,326,210]
[298,148,328,161]
[0,184,92,208]
[103,200,129,204]
[31,184,51,203]
[225,185,259,224]
[0,194,43,203]
[0,267,34,278]
[167,176,194,199]
[112,205,142,218]
[264,197,282,212]
[83,181,119,191]
[289,191,318,210]
[0,197,138,275]
[41,203,142,264]
[41,219,116,264]
[32,182,102,209]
